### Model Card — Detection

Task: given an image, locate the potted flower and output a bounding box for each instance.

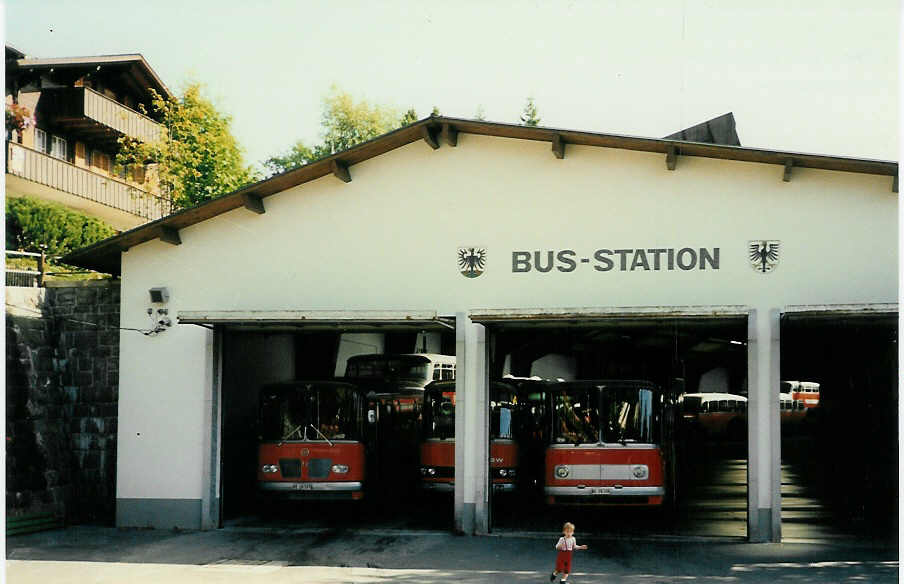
[6,103,36,142]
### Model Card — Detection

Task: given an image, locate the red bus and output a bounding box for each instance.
[257,381,368,500]
[420,380,520,493]
[544,380,670,506]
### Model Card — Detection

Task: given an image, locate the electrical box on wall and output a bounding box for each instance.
[148,287,170,303]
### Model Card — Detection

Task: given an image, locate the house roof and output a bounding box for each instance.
[664,112,741,146]
[11,53,173,100]
[62,115,899,276]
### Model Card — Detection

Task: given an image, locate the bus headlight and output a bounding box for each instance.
[631,464,649,479]
[498,469,507,477]
[555,465,570,479]
[261,465,278,473]
[421,467,436,476]
[331,464,349,474]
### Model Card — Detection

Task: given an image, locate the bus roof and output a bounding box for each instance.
[550,379,660,391]
[425,379,516,394]
[260,380,359,392]
[681,392,748,402]
[346,353,455,363]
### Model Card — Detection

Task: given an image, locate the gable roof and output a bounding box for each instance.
[63,115,898,276]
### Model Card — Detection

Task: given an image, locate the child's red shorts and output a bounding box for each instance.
[555,550,573,573]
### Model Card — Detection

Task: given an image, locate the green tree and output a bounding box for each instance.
[430,105,441,116]
[116,83,257,209]
[399,108,418,126]
[520,97,540,126]
[264,87,411,176]
[6,197,116,256]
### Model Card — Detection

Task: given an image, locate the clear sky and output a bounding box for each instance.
[5,1,898,170]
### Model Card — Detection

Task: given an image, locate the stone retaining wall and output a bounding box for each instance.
[6,280,120,524]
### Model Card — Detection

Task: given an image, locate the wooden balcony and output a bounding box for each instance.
[37,87,162,147]
[7,141,173,223]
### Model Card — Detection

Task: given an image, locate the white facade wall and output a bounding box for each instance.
[115,134,897,532]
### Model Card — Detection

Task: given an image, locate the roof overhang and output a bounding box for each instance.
[62,116,899,276]
[12,53,172,100]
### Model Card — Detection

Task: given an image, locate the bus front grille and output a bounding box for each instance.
[279,458,301,478]
[309,458,332,479]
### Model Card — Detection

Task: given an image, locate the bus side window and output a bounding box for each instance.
[718,400,728,412]
[433,367,442,381]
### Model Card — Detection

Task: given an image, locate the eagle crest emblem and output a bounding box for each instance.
[749,241,780,273]
[458,247,486,278]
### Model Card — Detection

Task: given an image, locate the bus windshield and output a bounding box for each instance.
[681,396,703,414]
[424,387,455,439]
[553,387,600,444]
[345,356,430,381]
[552,384,656,444]
[425,382,518,440]
[601,386,654,443]
[259,384,362,442]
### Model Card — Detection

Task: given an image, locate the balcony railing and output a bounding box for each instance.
[7,142,174,221]
[39,87,162,144]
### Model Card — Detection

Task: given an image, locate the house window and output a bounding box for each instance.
[35,128,48,153]
[50,135,67,160]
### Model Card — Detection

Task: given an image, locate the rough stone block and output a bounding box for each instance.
[75,372,94,387]
[54,290,77,306]
[75,288,98,305]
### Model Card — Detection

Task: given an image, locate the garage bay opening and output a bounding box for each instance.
[780,308,897,542]
[217,315,456,530]
[477,311,750,538]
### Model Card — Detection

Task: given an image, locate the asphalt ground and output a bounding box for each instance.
[6,524,899,583]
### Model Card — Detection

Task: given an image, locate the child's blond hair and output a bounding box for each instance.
[562,522,575,533]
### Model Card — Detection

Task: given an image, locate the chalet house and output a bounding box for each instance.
[5,45,174,230]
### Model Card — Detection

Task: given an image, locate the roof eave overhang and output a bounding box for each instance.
[62,116,899,276]
[12,54,173,101]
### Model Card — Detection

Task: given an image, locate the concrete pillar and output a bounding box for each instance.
[747,308,782,542]
[200,327,221,530]
[453,313,489,534]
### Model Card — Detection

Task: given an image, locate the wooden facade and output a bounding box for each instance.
[7,142,172,221]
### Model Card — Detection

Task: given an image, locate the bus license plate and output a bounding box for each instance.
[296,483,313,491]
[591,487,611,495]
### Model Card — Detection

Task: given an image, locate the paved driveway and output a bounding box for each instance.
[6,526,899,583]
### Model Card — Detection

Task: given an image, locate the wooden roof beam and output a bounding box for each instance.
[331,159,351,183]
[666,146,677,170]
[552,134,565,159]
[441,123,458,147]
[422,125,440,150]
[159,226,181,245]
[242,192,265,214]
[783,159,794,182]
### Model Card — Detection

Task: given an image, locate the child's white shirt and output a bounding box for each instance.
[556,536,577,551]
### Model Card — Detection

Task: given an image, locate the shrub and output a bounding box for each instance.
[6,197,117,257]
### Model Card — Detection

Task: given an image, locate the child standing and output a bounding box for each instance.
[550,521,587,582]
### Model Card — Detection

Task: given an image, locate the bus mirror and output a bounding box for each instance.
[367,409,377,424]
